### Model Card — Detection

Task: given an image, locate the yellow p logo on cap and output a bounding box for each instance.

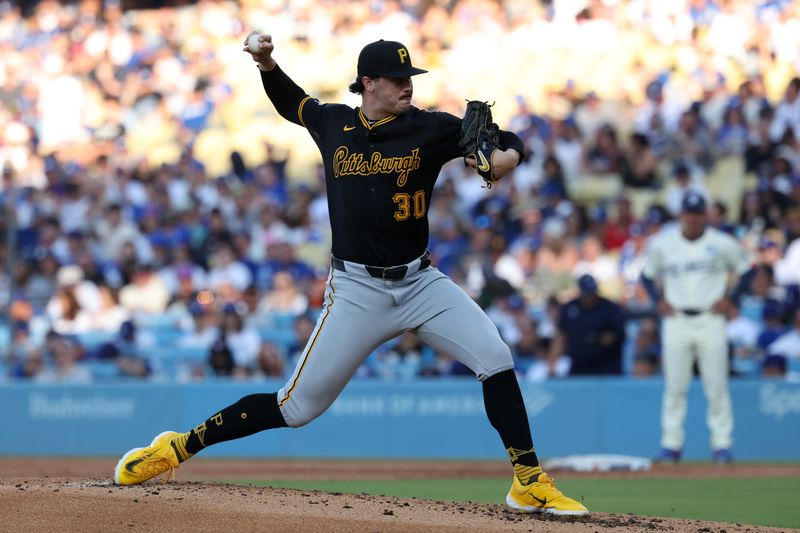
[397,48,407,64]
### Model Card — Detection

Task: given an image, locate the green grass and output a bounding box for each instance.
[225,477,800,529]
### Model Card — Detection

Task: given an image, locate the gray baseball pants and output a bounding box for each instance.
[277,255,514,427]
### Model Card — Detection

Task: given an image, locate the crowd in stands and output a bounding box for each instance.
[1,0,799,383]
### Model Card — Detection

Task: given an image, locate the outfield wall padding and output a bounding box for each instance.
[2,379,798,460]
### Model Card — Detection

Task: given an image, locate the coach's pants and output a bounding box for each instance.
[661,312,733,451]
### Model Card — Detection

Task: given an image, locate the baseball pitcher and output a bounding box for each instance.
[112,35,587,515]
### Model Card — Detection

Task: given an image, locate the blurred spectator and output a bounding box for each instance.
[219,303,261,370]
[664,163,710,217]
[177,300,219,350]
[761,354,787,379]
[756,299,788,356]
[631,316,661,377]
[119,262,169,315]
[602,198,634,251]
[249,202,291,262]
[708,201,734,235]
[631,353,660,378]
[769,77,800,143]
[92,283,129,333]
[665,108,714,172]
[717,104,749,156]
[45,265,99,334]
[484,291,525,344]
[15,350,46,381]
[373,333,425,381]
[19,254,59,311]
[619,223,654,311]
[584,124,623,174]
[1,0,799,382]
[96,320,152,379]
[620,133,658,189]
[548,275,626,376]
[208,338,236,378]
[207,243,252,295]
[775,218,800,285]
[255,342,287,378]
[765,308,800,361]
[8,318,36,362]
[725,303,761,374]
[572,235,619,293]
[287,314,316,366]
[36,334,92,384]
[95,203,142,263]
[257,271,308,318]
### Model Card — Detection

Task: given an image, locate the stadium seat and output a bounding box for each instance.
[76,331,115,351]
[149,329,187,347]
[85,361,120,381]
[260,328,296,351]
[566,173,622,206]
[625,188,660,220]
[706,156,745,220]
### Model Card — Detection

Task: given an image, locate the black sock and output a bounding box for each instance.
[172,393,288,461]
[482,369,543,484]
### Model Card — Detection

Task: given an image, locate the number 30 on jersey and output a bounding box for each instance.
[393,190,426,221]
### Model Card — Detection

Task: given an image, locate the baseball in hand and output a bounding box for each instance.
[248,33,261,53]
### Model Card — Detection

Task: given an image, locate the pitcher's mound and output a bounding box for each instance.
[0,478,785,533]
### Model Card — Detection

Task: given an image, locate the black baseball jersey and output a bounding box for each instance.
[261,66,523,266]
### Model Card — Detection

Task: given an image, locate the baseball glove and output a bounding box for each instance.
[459,100,501,188]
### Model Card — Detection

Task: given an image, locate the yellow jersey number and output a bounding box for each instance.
[393,190,426,221]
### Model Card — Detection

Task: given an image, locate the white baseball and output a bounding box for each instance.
[248,33,262,54]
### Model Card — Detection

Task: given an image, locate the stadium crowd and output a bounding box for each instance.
[1,0,799,383]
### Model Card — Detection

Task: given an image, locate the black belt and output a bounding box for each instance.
[679,309,705,316]
[332,252,431,281]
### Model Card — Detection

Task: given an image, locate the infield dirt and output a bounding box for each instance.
[1,459,797,532]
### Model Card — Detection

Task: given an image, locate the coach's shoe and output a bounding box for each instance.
[712,449,733,465]
[506,473,589,516]
[114,431,181,485]
[654,448,681,464]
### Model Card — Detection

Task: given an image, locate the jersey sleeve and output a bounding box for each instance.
[259,67,347,141]
[435,111,464,161]
[498,130,525,162]
[641,237,663,279]
[721,234,750,276]
[259,66,307,126]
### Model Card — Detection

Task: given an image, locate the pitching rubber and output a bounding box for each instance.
[113,430,175,485]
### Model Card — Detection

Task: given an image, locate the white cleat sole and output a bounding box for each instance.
[506,492,541,512]
[113,430,175,485]
[506,493,589,516]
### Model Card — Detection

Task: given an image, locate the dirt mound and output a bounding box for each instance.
[0,478,786,533]
[4,457,799,480]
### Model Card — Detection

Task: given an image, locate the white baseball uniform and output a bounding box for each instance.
[642,226,749,451]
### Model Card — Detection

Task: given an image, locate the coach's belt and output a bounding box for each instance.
[679,308,705,316]
[332,251,431,281]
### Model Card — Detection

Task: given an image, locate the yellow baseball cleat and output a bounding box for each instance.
[506,472,589,516]
[114,431,181,486]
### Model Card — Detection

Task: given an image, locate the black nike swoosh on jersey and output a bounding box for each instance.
[125,457,146,473]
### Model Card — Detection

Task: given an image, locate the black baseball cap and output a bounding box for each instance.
[681,191,707,214]
[357,40,428,78]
